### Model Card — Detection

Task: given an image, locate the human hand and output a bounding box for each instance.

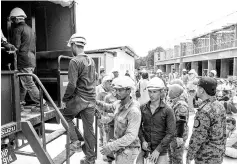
[148,149,160,163]
[100,145,112,156]
[186,159,191,164]
[142,141,149,151]
[176,137,184,147]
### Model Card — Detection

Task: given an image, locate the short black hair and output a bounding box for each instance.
[142,72,148,79]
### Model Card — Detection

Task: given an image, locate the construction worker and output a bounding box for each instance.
[137,77,176,164]
[137,71,150,106]
[209,70,217,78]
[96,76,141,164]
[181,69,188,86]
[168,68,177,84]
[9,7,49,112]
[112,69,119,79]
[225,117,237,158]
[186,77,226,164]
[62,33,96,164]
[96,75,113,146]
[167,84,189,164]
[156,69,162,78]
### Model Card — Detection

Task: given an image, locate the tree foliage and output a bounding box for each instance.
[135,46,164,69]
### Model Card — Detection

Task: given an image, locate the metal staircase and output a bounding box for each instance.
[16,73,82,164]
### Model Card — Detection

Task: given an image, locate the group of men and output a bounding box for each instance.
[2,7,237,164]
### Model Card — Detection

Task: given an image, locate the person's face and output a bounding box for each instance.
[226,121,235,131]
[104,80,112,90]
[172,69,175,73]
[148,89,162,102]
[209,72,214,77]
[196,86,203,98]
[114,88,130,100]
[113,72,119,78]
[183,71,187,75]
[71,44,78,56]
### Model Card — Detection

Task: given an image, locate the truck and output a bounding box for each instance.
[1,1,87,164]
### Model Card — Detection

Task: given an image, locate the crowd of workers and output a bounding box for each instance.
[1,7,237,164]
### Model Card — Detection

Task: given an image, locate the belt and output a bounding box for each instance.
[116,146,140,154]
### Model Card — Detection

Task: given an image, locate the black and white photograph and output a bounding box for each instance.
[1,0,237,164]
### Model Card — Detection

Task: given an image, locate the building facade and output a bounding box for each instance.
[155,23,237,78]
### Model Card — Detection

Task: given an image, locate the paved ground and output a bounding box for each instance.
[13,113,237,164]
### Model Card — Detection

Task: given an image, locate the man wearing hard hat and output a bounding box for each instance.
[209,70,217,78]
[9,7,50,112]
[137,77,176,164]
[62,33,97,164]
[156,69,162,78]
[167,84,189,164]
[96,76,141,164]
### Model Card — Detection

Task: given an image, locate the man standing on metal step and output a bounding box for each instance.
[9,7,49,112]
[62,33,97,164]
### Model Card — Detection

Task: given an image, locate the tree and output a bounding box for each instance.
[135,46,164,70]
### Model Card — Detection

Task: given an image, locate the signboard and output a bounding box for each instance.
[1,147,17,164]
[1,125,17,136]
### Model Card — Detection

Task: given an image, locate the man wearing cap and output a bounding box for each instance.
[62,33,96,164]
[186,77,227,164]
[225,117,237,158]
[9,7,49,112]
[167,84,189,164]
[181,69,188,86]
[137,77,176,164]
[96,76,141,164]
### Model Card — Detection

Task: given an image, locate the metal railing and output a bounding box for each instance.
[17,73,71,164]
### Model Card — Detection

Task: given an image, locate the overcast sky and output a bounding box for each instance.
[76,0,237,57]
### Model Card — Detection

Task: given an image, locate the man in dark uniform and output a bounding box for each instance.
[9,7,49,111]
[186,77,227,164]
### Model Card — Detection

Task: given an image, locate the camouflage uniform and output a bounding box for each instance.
[168,98,189,164]
[187,97,227,164]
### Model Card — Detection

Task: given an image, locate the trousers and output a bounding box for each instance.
[62,95,96,161]
[18,67,40,104]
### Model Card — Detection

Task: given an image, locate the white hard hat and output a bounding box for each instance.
[188,69,196,74]
[67,33,86,47]
[113,76,135,89]
[102,75,113,83]
[147,77,165,90]
[9,7,27,19]
[182,69,187,72]
[168,84,184,99]
[100,66,104,70]
[210,70,217,76]
[156,69,162,73]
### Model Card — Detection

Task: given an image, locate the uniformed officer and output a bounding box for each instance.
[186,77,227,164]
[168,84,189,164]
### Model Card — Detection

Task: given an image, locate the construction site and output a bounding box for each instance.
[155,22,237,78]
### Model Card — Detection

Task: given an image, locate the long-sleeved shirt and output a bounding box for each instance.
[96,98,141,152]
[139,101,176,155]
[63,54,96,104]
[12,22,36,69]
[187,97,227,163]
